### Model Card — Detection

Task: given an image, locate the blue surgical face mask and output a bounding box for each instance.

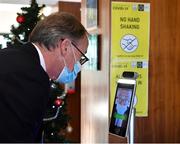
[55,43,81,84]
[56,61,81,84]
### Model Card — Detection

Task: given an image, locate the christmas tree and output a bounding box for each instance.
[43,80,70,143]
[4,0,71,142]
[4,0,45,46]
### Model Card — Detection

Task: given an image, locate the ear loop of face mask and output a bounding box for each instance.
[71,43,82,69]
[71,43,77,63]
[62,57,66,68]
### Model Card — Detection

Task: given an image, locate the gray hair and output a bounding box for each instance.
[29,12,87,49]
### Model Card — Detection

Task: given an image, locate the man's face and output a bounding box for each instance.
[66,35,89,71]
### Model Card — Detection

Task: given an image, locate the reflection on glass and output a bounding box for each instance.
[84,34,98,70]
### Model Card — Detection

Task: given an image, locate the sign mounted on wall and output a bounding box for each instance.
[110,2,150,117]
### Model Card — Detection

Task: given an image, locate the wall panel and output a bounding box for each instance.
[81,0,180,143]
[111,0,180,143]
[81,0,110,143]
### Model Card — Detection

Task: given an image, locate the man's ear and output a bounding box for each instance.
[59,39,70,56]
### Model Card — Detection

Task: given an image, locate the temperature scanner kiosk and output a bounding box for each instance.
[109,71,138,143]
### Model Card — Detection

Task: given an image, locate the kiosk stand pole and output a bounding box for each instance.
[127,108,136,144]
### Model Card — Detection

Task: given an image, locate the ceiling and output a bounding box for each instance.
[0,0,81,5]
[0,0,58,5]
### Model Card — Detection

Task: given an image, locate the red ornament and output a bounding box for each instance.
[67,89,75,94]
[54,99,63,107]
[16,15,25,23]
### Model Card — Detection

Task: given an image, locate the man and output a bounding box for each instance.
[0,12,89,142]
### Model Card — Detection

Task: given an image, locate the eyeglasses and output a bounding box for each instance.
[71,42,89,65]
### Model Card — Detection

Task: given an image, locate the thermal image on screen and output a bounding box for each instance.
[109,86,134,137]
[114,88,132,127]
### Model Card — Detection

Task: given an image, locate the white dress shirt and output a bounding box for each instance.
[32,43,46,71]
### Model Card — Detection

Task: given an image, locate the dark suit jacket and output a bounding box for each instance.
[0,42,50,142]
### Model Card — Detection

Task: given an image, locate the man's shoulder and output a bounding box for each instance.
[0,44,40,74]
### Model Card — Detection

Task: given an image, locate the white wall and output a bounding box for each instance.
[0,4,26,33]
[0,0,80,5]
[0,3,58,34]
[0,3,58,48]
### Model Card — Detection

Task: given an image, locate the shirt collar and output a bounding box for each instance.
[32,43,46,71]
